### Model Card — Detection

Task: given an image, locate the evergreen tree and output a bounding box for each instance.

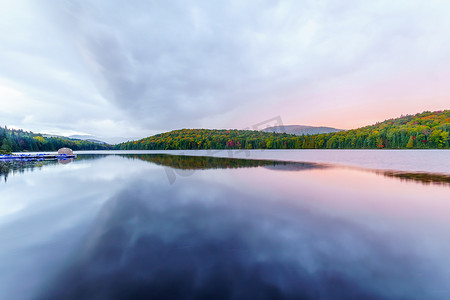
[406,136,414,148]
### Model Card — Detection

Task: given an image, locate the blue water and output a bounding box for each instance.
[1,152,449,299]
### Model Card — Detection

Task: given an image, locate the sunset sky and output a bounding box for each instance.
[1,0,449,141]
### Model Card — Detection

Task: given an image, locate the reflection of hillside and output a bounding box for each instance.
[125,154,324,171]
[124,154,450,186]
[263,163,328,171]
[376,170,450,187]
[0,160,58,182]
[0,155,105,182]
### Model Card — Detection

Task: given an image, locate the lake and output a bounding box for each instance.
[1,150,450,299]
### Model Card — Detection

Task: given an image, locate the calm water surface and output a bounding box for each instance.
[0,151,449,299]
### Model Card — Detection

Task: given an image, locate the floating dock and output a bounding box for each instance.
[0,154,77,161]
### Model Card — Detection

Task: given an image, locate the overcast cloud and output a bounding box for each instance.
[1,0,450,140]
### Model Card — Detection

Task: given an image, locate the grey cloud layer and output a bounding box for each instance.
[54,1,287,128]
[1,0,450,137]
[47,1,367,126]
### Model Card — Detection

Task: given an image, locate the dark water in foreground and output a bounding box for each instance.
[1,153,450,299]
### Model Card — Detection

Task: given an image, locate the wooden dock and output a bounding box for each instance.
[0,154,77,161]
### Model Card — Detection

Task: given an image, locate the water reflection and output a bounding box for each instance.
[0,160,58,182]
[2,154,449,188]
[374,169,450,186]
[1,153,449,299]
[0,155,110,182]
[38,179,435,300]
[124,155,328,184]
[123,154,325,171]
[58,158,74,165]
[124,154,450,187]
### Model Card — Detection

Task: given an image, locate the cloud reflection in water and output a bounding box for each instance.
[39,177,433,300]
[1,154,449,299]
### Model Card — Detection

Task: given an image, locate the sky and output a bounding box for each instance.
[1,0,450,142]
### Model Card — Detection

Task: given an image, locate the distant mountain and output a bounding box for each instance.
[40,134,108,144]
[68,135,132,145]
[42,133,66,139]
[69,135,108,145]
[261,125,342,135]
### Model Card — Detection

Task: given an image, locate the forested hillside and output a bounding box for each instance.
[116,129,293,150]
[0,126,112,153]
[309,110,450,149]
[116,110,450,150]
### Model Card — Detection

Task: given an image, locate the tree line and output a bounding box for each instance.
[0,127,112,154]
[2,110,448,153]
[115,110,450,150]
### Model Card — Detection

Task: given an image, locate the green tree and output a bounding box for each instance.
[406,136,414,148]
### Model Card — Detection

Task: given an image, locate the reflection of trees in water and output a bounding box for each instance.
[0,160,59,182]
[123,154,324,171]
[3,153,448,187]
[0,155,109,182]
[375,170,450,187]
[126,154,450,187]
